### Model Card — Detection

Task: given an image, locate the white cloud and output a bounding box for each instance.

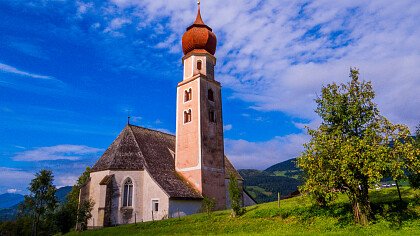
[102,0,420,130]
[0,63,54,80]
[223,124,233,131]
[76,1,93,15]
[225,133,310,170]
[104,17,132,36]
[0,167,34,188]
[14,145,103,162]
[6,188,22,194]
[57,175,79,187]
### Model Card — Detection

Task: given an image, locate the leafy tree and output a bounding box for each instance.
[76,199,94,231]
[408,124,420,189]
[57,167,92,233]
[298,68,419,225]
[24,169,57,236]
[228,172,244,217]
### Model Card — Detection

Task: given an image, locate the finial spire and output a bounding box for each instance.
[194,0,204,25]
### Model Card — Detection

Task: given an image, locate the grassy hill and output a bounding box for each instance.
[239,158,303,203]
[240,169,302,203]
[67,187,420,236]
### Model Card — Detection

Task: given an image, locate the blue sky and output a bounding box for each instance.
[1,0,419,194]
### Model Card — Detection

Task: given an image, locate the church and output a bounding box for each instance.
[80,2,256,228]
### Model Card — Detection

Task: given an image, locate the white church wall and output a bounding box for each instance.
[109,170,143,225]
[88,170,110,228]
[169,200,202,218]
[142,170,170,222]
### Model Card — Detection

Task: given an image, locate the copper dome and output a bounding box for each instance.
[182,5,217,56]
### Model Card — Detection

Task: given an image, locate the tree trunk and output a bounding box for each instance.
[351,200,370,225]
[395,180,402,202]
[349,185,371,225]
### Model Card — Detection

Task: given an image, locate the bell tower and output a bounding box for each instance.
[175,2,226,209]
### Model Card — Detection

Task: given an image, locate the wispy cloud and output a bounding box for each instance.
[0,63,54,80]
[104,17,132,37]
[56,175,79,188]
[14,145,103,162]
[223,124,233,131]
[0,167,34,192]
[6,188,22,194]
[225,134,310,170]
[96,0,420,130]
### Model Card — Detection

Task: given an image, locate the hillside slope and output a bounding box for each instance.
[264,158,299,172]
[239,158,303,203]
[239,170,301,203]
[0,193,24,209]
[67,187,420,236]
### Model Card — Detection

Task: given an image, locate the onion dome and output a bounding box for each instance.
[182,3,217,56]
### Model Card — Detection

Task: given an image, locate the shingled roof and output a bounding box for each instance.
[92,124,242,199]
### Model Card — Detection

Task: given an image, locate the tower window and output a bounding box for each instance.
[209,110,216,123]
[197,60,202,71]
[184,109,192,123]
[208,89,214,102]
[184,88,192,102]
[123,178,133,207]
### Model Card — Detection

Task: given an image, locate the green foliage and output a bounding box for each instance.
[54,203,76,234]
[408,124,420,189]
[77,199,94,231]
[64,187,420,236]
[62,166,92,233]
[228,172,244,217]
[0,216,32,236]
[297,68,419,225]
[1,167,93,235]
[200,197,216,215]
[24,169,57,235]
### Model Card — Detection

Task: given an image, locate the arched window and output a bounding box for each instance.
[184,88,192,102]
[208,89,214,102]
[184,109,192,123]
[123,178,133,207]
[197,60,202,71]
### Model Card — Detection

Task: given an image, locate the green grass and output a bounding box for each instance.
[245,186,273,198]
[67,187,420,236]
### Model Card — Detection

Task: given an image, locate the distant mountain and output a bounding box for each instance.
[56,186,72,203]
[265,158,299,172]
[0,193,24,209]
[0,186,72,222]
[240,158,303,203]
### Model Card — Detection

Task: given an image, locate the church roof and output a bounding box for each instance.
[92,124,243,199]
